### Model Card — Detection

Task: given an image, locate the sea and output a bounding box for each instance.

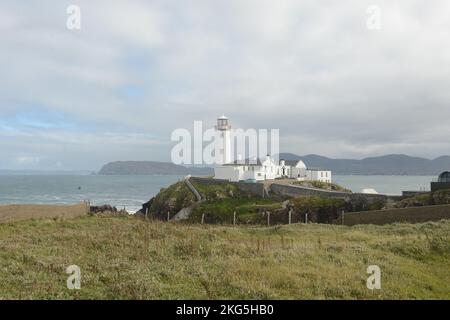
[0,174,435,213]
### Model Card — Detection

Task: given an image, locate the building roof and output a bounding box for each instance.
[438,171,450,183]
[218,114,228,120]
[223,155,277,166]
[284,160,300,167]
[223,158,330,171]
[223,159,262,166]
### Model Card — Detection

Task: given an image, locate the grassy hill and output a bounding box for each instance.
[145,180,355,224]
[0,215,448,299]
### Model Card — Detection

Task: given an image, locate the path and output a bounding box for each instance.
[184,175,203,202]
[172,175,203,221]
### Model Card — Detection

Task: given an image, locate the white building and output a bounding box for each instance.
[214,155,281,182]
[214,155,332,183]
[304,168,332,183]
[212,116,332,183]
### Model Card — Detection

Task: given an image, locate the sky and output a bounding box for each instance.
[1,0,450,170]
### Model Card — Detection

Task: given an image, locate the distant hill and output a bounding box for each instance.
[98,154,450,176]
[279,153,450,175]
[98,161,213,176]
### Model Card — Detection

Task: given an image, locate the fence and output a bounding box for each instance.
[194,204,450,227]
[0,202,89,224]
[196,210,311,226]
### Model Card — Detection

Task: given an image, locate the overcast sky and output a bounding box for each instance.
[1,1,449,170]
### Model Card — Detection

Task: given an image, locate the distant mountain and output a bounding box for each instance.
[98,155,450,176]
[279,153,450,175]
[98,161,213,176]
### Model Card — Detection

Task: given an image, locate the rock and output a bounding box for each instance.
[90,204,117,213]
[136,197,154,216]
[90,204,128,215]
[172,206,193,220]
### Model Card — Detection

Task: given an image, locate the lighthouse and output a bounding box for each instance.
[215,115,232,165]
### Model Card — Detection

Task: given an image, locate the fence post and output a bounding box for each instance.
[305,213,308,224]
[201,213,205,224]
[288,210,292,225]
[167,211,170,222]
[341,210,345,225]
[267,212,270,227]
[233,211,236,225]
[145,207,148,220]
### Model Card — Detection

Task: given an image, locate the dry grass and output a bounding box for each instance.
[0,215,449,299]
[0,203,87,224]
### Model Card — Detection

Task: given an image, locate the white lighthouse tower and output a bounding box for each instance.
[215,115,232,165]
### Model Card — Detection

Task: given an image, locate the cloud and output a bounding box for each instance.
[1,0,450,169]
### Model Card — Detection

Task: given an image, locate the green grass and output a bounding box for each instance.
[0,215,449,299]
[191,197,280,224]
[189,180,281,223]
[395,189,450,208]
[148,181,196,219]
[190,180,248,201]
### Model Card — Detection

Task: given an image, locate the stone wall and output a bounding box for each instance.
[336,204,450,226]
[401,191,429,197]
[269,183,389,204]
[191,178,393,204]
[234,181,265,197]
[431,182,450,192]
[189,177,414,207]
[270,183,351,198]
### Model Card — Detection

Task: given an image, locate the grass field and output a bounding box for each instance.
[0,215,449,299]
[0,203,87,223]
